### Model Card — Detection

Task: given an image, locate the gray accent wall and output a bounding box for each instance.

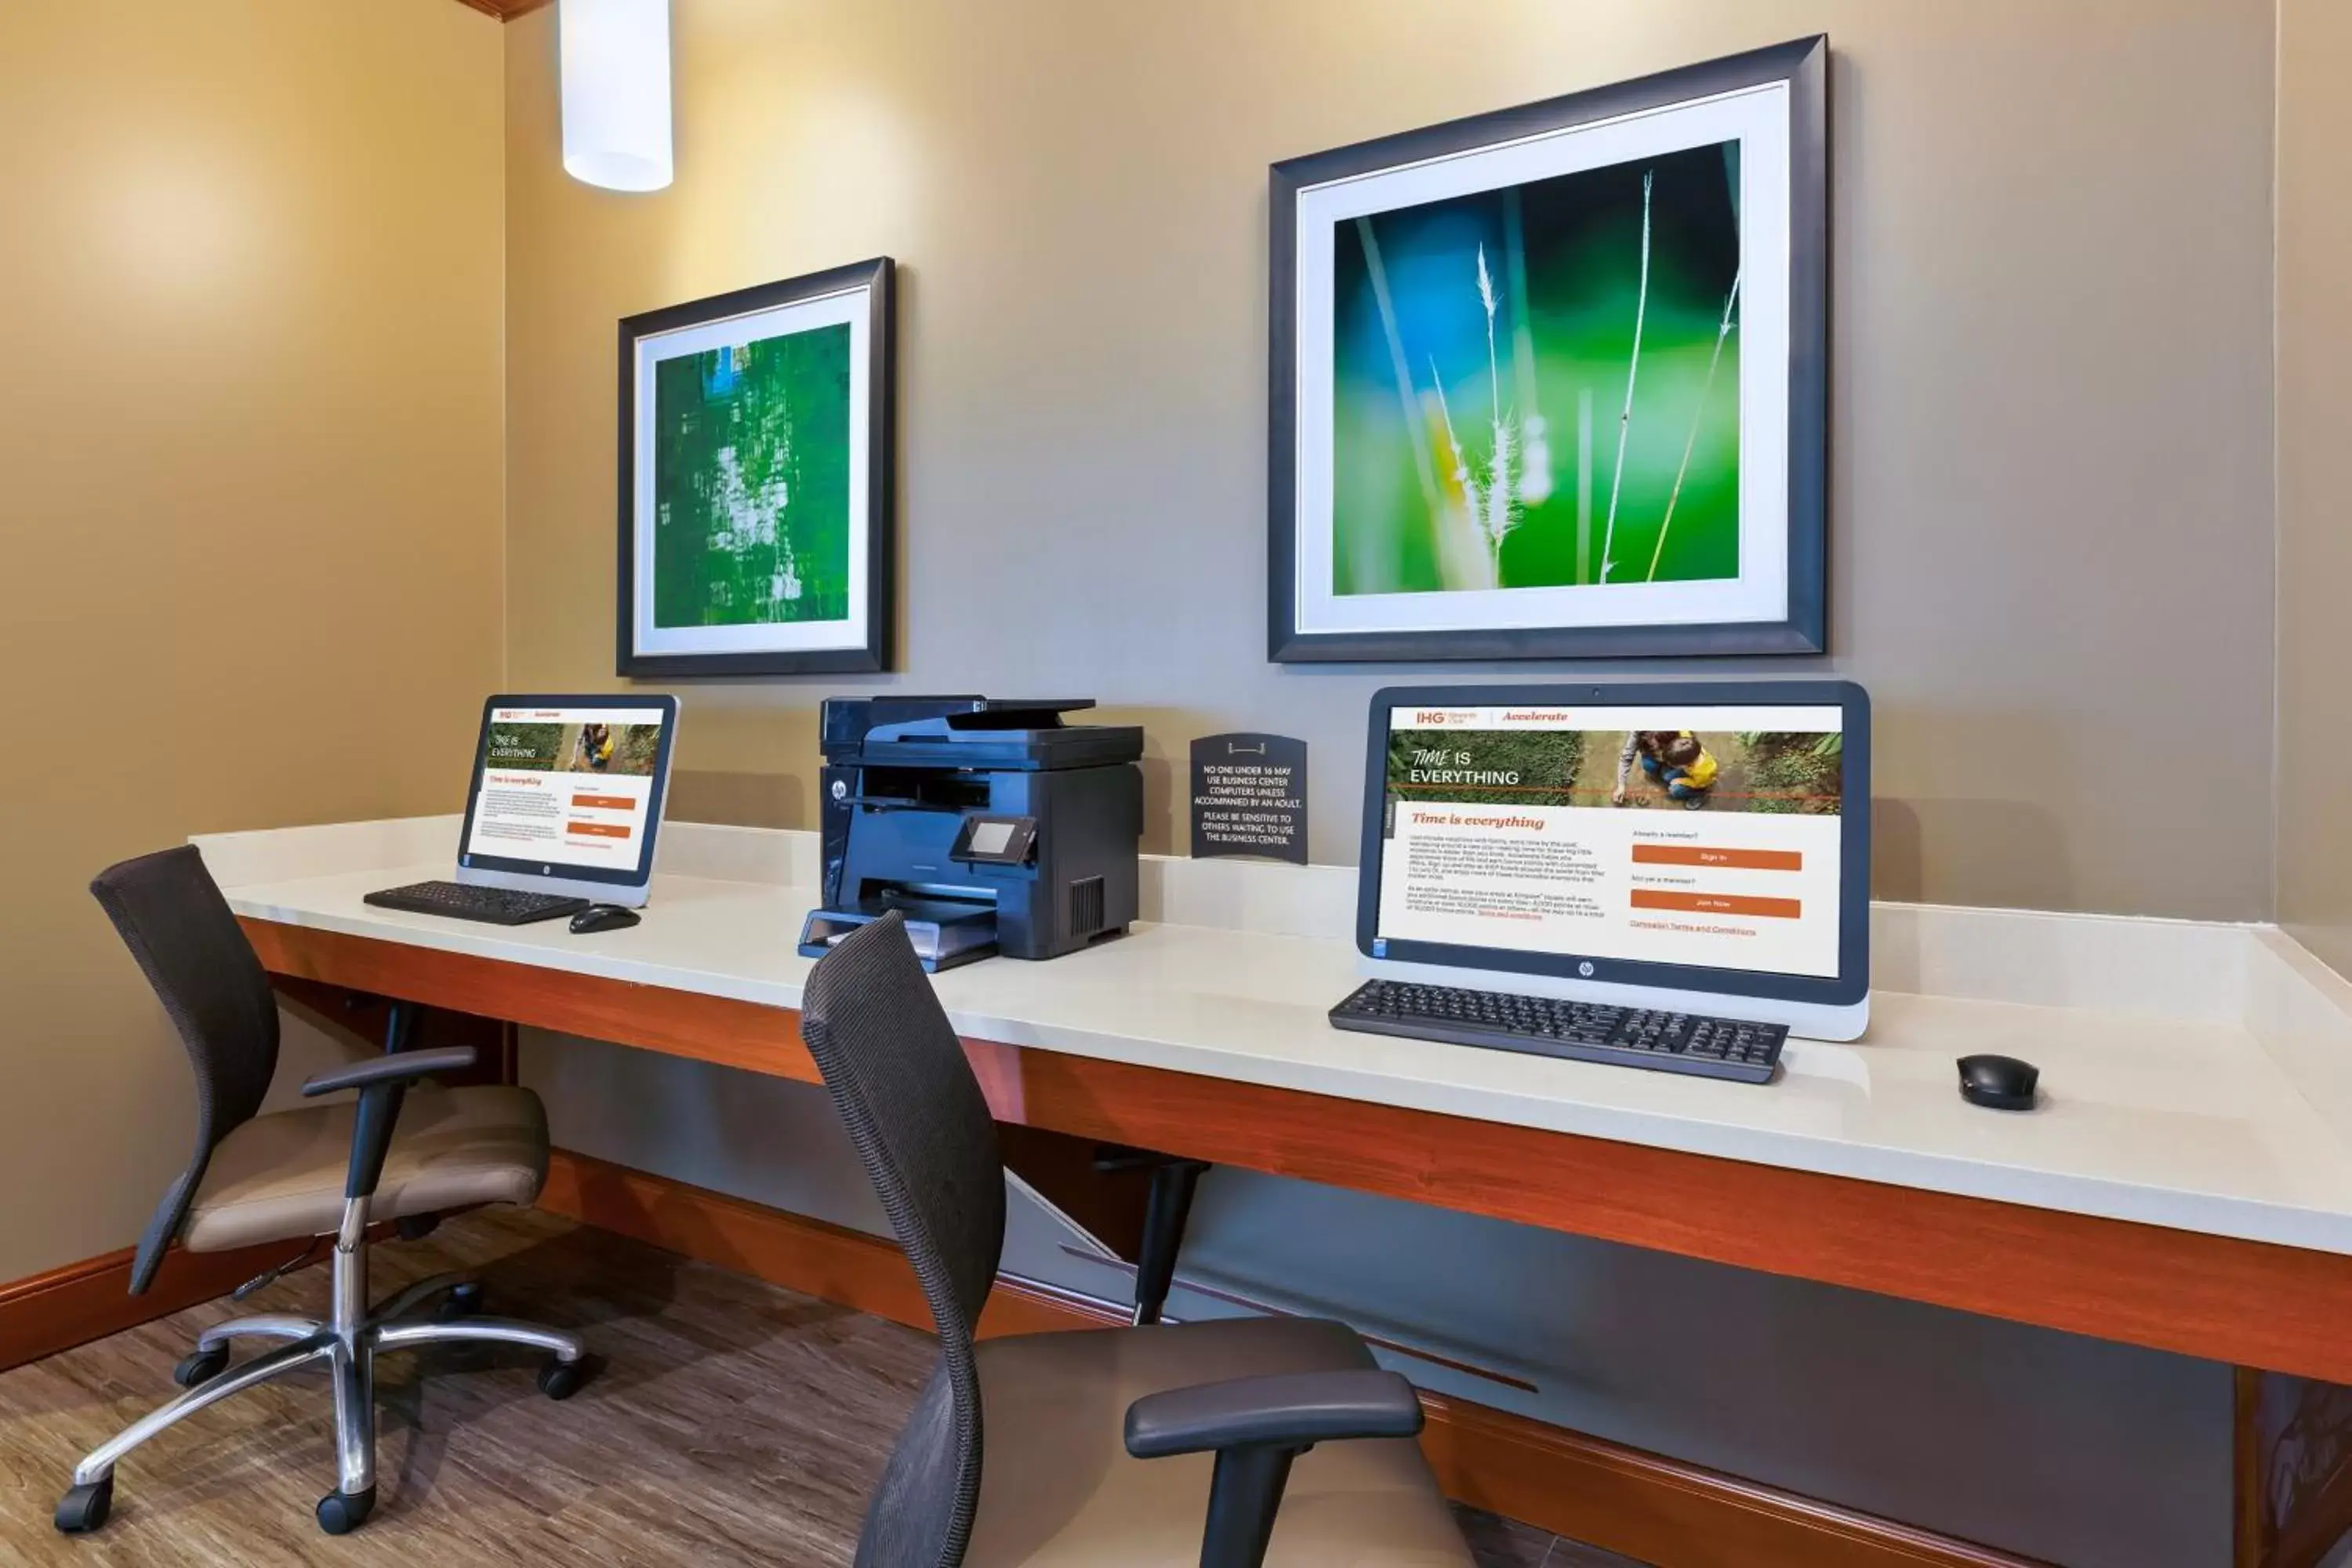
[1168,1169,2229,1568]
[504,0,2278,921]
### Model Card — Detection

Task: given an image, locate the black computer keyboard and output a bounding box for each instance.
[1329,979,1788,1083]
[363,880,590,926]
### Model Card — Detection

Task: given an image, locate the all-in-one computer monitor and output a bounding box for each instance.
[1355,681,1870,1041]
[454,694,680,909]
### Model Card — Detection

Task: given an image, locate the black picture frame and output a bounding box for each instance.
[1269,38,1828,662]
[616,256,896,677]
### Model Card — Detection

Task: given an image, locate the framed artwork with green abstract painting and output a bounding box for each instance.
[1269,38,1826,661]
[618,257,894,677]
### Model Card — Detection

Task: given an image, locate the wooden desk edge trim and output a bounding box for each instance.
[242,916,2352,1384]
[539,1147,2050,1568]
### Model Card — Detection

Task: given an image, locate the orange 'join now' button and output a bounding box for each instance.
[566,821,633,839]
[1631,889,1802,920]
[572,794,633,811]
[1632,844,1803,872]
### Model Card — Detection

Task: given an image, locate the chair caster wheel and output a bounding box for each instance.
[55,1475,113,1534]
[537,1355,593,1401]
[436,1281,485,1322]
[174,1345,230,1388]
[316,1485,375,1535]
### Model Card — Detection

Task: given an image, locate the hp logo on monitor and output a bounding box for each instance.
[1578,960,1595,978]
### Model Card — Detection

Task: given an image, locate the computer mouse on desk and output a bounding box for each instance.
[1957,1054,2038,1111]
[569,904,641,935]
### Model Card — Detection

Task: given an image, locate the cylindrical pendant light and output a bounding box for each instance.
[559,0,673,193]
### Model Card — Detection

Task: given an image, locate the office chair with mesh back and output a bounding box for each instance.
[56,846,591,1538]
[800,912,1475,1568]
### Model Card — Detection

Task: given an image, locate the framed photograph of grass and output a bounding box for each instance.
[1269,38,1826,662]
[617,257,894,677]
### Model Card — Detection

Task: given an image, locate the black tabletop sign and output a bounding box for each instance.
[1189,733,1308,863]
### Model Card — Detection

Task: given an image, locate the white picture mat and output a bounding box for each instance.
[1292,82,1792,637]
[632,285,872,655]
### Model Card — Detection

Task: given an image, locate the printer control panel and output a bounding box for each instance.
[950,814,1038,866]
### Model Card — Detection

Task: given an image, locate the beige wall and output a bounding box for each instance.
[503,0,2277,920]
[0,0,506,1281]
[2278,0,2352,975]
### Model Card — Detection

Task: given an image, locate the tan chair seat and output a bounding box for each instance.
[964,1316,1474,1567]
[180,1085,549,1253]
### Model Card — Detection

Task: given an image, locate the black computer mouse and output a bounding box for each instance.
[1957,1054,2038,1111]
[569,904,642,935]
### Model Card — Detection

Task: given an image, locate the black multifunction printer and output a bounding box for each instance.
[797,697,1143,971]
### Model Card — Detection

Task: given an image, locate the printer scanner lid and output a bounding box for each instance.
[821,696,1142,771]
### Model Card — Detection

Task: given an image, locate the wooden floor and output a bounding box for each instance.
[0,1210,1644,1566]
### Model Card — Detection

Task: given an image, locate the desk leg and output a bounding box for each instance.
[994,1127,1211,1327]
[1094,1150,1207,1327]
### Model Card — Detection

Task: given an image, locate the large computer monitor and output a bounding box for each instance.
[1357,682,1870,1039]
[456,694,680,908]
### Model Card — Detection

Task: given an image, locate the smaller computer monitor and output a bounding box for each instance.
[1359,682,1870,1039]
[456,694,680,908]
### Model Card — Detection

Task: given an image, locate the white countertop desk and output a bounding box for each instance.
[199,817,2352,1384]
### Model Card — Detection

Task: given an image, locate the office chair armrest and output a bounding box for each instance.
[300,1046,479,1098]
[300,1047,480,1206]
[1125,1368,1423,1457]
[1127,1369,1424,1568]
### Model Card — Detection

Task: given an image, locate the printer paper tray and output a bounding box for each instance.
[797,895,998,972]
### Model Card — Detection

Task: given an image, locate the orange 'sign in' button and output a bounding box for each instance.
[1632,844,1802,871]
[565,821,633,839]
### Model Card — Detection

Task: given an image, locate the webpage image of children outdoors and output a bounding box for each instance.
[1592,731,1842,815]
[563,722,662,776]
